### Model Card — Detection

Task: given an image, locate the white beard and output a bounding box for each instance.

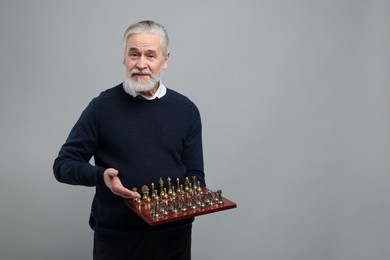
[125,69,161,92]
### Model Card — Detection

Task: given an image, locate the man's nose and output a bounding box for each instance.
[136,56,147,69]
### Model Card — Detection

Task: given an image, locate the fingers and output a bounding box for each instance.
[103,168,141,199]
[110,177,141,199]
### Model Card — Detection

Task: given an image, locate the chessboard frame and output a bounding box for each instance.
[124,187,237,226]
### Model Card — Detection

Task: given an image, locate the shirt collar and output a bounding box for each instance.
[123,81,167,100]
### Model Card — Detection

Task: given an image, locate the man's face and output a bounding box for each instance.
[124,32,169,92]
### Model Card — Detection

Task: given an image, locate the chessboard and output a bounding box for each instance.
[124,176,237,226]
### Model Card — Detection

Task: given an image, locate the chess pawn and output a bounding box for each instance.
[153,189,159,200]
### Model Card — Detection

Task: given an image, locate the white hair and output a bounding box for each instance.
[123,20,170,56]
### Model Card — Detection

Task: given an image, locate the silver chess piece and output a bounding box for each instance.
[170,197,178,213]
[150,201,159,217]
[196,191,205,208]
[178,193,187,212]
[215,189,224,204]
[159,200,169,216]
[205,190,214,205]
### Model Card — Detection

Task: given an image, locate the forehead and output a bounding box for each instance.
[126,32,162,52]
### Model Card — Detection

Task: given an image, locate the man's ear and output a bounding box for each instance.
[162,51,170,69]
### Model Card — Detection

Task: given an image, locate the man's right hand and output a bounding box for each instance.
[103,168,141,199]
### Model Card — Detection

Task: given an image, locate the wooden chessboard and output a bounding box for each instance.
[124,187,237,226]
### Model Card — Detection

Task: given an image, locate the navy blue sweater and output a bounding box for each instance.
[53,84,205,237]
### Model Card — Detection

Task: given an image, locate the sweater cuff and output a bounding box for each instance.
[96,167,106,186]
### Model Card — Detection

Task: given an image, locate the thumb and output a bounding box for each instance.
[105,168,119,177]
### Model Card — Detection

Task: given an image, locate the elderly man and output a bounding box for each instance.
[54,20,205,260]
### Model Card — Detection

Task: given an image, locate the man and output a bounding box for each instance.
[53,20,205,260]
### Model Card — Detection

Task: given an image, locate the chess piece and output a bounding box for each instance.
[184,177,190,192]
[171,185,176,197]
[187,192,197,209]
[188,182,193,194]
[178,193,187,212]
[170,197,178,213]
[215,190,224,204]
[197,181,202,193]
[176,178,181,193]
[159,200,169,216]
[192,176,198,191]
[142,185,150,203]
[206,190,214,205]
[151,182,156,200]
[167,177,173,196]
[163,188,168,199]
[132,187,141,204]
[159,178,165,197]
[153,189,159,200]
[196,191,205,208]
[150,201,159,217]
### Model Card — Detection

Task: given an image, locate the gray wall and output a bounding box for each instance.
[1,0,389,259]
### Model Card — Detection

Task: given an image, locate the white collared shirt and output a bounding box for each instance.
[123,81,167,100]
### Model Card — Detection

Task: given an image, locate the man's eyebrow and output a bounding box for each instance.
[128,47,140,52]
[127,48,157,55]
[145,50,157,55]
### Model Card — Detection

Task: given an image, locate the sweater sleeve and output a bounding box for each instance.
[182,104,206,187]
[53,98,106,186]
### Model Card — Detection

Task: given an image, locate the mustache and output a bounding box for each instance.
[129,69,152,77]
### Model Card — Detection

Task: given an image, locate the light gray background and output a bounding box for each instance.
[0,0,389,259]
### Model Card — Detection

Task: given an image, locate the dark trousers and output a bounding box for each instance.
[93,226,192,260]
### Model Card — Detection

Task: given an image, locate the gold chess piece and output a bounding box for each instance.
[159,178,166,197]
[184,177,190,192]
[142,185,150,203]
[176,178,181,193]
[151,182,156,200]
[192,176,198,190]
[163,188,168,199]
[167,177,173,196]
[189,182,193,194]
[132,187,141,204]
[197,181,202,192]
[153,189,159,200]
[171,185,176,197]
